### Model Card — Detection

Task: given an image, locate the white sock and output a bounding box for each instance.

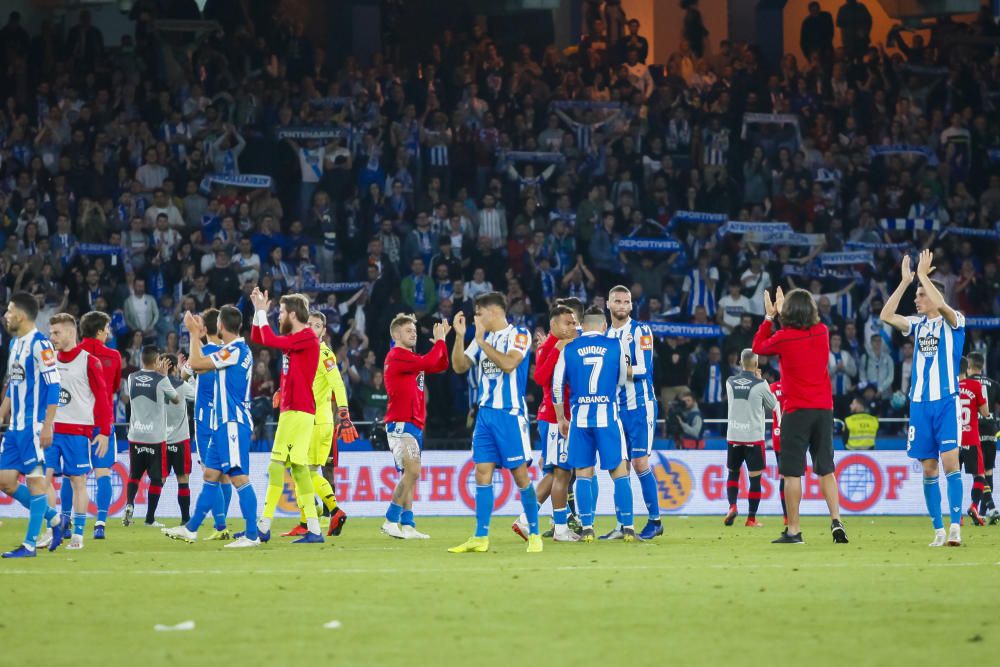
[258,517,272,532]
[71,534,83,545]
[519,512,527,525]
[95,521,105,527]
[307,517,321,535]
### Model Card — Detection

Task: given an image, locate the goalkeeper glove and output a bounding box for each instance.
[337,407,359,443]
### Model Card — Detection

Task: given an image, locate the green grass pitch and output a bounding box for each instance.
[1,515,998,667]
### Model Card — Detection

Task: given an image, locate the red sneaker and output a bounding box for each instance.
[968,504,986,527]
[327,508,348,536]
[723,505,738,526]
[281,524,308,537]
[745,517,764,528]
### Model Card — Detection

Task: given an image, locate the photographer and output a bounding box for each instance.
[668,391,704,449]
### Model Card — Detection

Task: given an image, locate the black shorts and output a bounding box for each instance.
[961,446,985,476]
[982,440,996,472]
[163,439,192,478]
[778,409,835,478]
[128,441,164,485]
[727,442,765,473]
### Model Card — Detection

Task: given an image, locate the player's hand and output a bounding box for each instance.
[763,289,776,318]
[774,286,784,315]
[432,321,451,342]
[916,248,935,279]
[177,352,188,369]
[272,390,281,409]
[555,338,569,350]
[250,287,269,311]
[92,433,109,458]
[533,330,545,348]
[452,311,466,337]
[155,356,171,375]
[557,417,569,439]
[337,407,359,443]
[901,255,914,284]
[39,423,53,450]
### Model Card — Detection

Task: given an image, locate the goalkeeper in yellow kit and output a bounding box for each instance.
[281,310,358,537]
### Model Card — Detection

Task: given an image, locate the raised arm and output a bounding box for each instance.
[915,248,960,329]
[475,318,528,374]
[880,255,916,333]
[451,312,473,374]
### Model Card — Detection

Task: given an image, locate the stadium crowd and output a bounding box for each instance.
[2,0,1000,442]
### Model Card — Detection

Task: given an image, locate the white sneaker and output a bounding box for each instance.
[145,520,166,528]
[381,521,405,539]
[929,528,947,547]
[36,529,53,549]
[553,527,581,542]
[947,523,962,547]
[163,525,198,543]
[224,536,261,548]
[401,525,430,540]
[67,538,84,550]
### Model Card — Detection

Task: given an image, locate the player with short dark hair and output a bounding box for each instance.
[381,313,451,539]
[0,292,65,558]
[160,354,196,525]
[967,352,999,523]
[47,313,111,549]
[958,357,990,526]
[449,291,542,553]
[165,306,261,547]
[79,310,122,540]
[122,346,180,528]
[882,250,966,546]
[182,308,233,539]
[514,304,579,542]
[250,289,325,543]
[723,349,776,528]
[552,305,636,542]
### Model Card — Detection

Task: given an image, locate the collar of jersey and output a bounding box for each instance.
[18,327,39,341]
[610,317,632,332]
[581,330,603,337]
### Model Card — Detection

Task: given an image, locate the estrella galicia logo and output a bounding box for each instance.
[59,388,71,406]
[652,453,694,511]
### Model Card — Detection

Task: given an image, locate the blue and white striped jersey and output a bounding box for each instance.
[6,329,61,431]
[193,342,220,424]
[207,337,254,428]
[606,318,655,411]
[703,362,724,403]
[464,324,532,416]
[905,313,966,402]
[552,331,627,428]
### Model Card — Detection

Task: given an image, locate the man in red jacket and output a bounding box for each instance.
[752,287,847,545]
[381,314,451,539]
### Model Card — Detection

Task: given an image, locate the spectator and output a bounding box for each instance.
[124,277,159,342]
[800,1,834,60]
[673,391,705,448]
[836,0,873,61]
[359,369,390,423]
[401,258,437,317]
[860,334,894,400]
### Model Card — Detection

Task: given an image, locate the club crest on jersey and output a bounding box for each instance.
[41,348,56,366]
[8,363,25,383]
[623,333,633,344]
[917,335,939,357]
[417,371,425,391]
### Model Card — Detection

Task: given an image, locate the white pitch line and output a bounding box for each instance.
[0,561,995,577]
